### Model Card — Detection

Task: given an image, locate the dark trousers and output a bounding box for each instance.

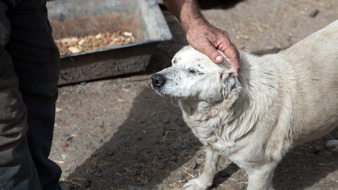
[0,0,61,189]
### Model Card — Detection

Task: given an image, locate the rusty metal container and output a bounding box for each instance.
[47,0,172,85]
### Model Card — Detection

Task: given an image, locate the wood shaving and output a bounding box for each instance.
[55,31,135,55]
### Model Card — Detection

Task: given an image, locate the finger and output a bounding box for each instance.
[218,41,240,72]
[224,45,240,72]
[186,33,224,64]
[200,43,225,64]
[212,51,224,63]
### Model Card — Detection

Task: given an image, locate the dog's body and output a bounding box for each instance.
[151,20,338,190]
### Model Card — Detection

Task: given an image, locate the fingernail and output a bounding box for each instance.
[215,56,223,63]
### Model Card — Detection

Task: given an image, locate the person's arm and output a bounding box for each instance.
[163,0,240,72]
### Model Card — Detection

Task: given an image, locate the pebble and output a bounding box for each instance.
[62,142,69,148]
[66,136,73,142]
[309,9,319,18]
[79,82,87,86]
[170,155,177,161]
[179,143,192,150]
[154,162,165,169]
[98,122,105,128]
[106,149,115,157]
[94,171,102,177]
[83,179,92,188]
[60,154,67,160]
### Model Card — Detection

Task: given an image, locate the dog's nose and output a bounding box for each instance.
[151,74,166,87]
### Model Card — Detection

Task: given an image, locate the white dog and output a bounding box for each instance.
[151,20,338,190]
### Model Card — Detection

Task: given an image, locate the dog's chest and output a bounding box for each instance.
[182,113,235,154]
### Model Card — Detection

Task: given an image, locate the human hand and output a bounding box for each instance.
[163,0,239,72]
[185,18,240,72]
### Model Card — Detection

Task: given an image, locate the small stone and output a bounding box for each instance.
[106,150,115,156]
[170,155,177,161]
[83,179,92,188]
[309,9,319,18]
[94,171,102,177]
[154,162,165,169]
[98,122,104,128]
[62,142,69,148]
[179,143,192,150]
[60,154,67,160]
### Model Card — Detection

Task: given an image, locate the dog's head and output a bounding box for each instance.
[151,46,241,104]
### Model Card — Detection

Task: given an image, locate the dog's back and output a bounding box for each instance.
[278,20,338,144]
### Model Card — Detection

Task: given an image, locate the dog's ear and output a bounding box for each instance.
[222,75,237,98]
[218,50,238,76]
[219,51,238,98]
[221,74,241,108]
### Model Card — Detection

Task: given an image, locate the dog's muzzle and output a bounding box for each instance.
[151,74,166,88]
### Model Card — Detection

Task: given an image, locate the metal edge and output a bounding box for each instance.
[50,0,173,58]
[142,0,173,41]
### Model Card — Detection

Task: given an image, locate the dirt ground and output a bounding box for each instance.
[50,0,338,189]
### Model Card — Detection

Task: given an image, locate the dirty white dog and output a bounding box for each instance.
[151,20,338,190]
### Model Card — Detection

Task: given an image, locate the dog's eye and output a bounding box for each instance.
[187,68,204,75]
[188,69,196,74]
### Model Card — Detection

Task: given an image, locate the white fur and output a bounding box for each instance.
[151,20,338,190]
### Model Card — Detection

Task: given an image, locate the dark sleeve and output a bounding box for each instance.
[1,0,20,9]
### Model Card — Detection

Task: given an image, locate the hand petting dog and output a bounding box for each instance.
[163,0,240,72]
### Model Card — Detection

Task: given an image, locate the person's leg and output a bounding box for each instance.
[0,48,42,190]
[0,1,42,189]
[6,0,62,189]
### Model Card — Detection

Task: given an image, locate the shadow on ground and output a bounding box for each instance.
[60,85,338,190]
[61,86,203,189]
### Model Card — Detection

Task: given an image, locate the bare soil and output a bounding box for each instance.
[50,0,338,189]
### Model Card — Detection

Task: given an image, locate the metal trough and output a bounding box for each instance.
[47,0,172,85]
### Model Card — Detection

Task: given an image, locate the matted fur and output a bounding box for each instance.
[151,20,338,190]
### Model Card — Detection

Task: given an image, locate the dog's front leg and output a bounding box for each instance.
[245,162,278,190]
[183,148,220,190]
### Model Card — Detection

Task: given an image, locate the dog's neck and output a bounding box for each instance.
[178,88,253,150]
